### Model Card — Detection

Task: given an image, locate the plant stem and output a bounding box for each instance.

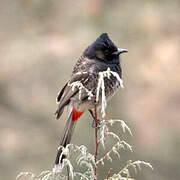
[94,104,99,180]
[67,166,70,180]
[106,168,112,180]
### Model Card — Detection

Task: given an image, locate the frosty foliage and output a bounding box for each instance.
[68,68,124,118]
[69,80,94,101]
[17,119,152,180]
[17,68,152,180]
[106,160,153,180]
[96,68,124,118]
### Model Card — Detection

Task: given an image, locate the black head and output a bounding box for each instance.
[84,33,127,64]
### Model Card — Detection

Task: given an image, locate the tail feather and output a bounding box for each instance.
[55,106,65,119]
[55,111,77,164]
[60,113,76,147]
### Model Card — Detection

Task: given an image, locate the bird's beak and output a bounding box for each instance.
[118,48,128,54]
[112,48,128,55]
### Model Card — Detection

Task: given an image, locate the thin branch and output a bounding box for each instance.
[94,103,99,180]
[67,166,70,180]
[106,168,112,180]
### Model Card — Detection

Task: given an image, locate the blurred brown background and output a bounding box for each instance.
[0,0,180,179]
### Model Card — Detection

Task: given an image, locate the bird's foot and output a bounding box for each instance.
[92,118,102,128]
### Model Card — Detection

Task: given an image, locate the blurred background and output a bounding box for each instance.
[0,0,180,179]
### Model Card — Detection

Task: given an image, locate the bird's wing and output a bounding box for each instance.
[55,72,89,119]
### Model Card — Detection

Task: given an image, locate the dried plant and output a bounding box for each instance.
[17,68,153,180]
[96,67,124,118]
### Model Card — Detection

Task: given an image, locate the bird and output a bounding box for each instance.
[54,33,128,165]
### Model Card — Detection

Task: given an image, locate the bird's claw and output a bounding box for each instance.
[91,119,102,128]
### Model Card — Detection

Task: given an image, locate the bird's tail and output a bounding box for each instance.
[55,111,76,164]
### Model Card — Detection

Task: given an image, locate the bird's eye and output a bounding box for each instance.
[104,49,109,55]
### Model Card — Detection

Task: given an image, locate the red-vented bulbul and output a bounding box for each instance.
[54,33,127,165]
